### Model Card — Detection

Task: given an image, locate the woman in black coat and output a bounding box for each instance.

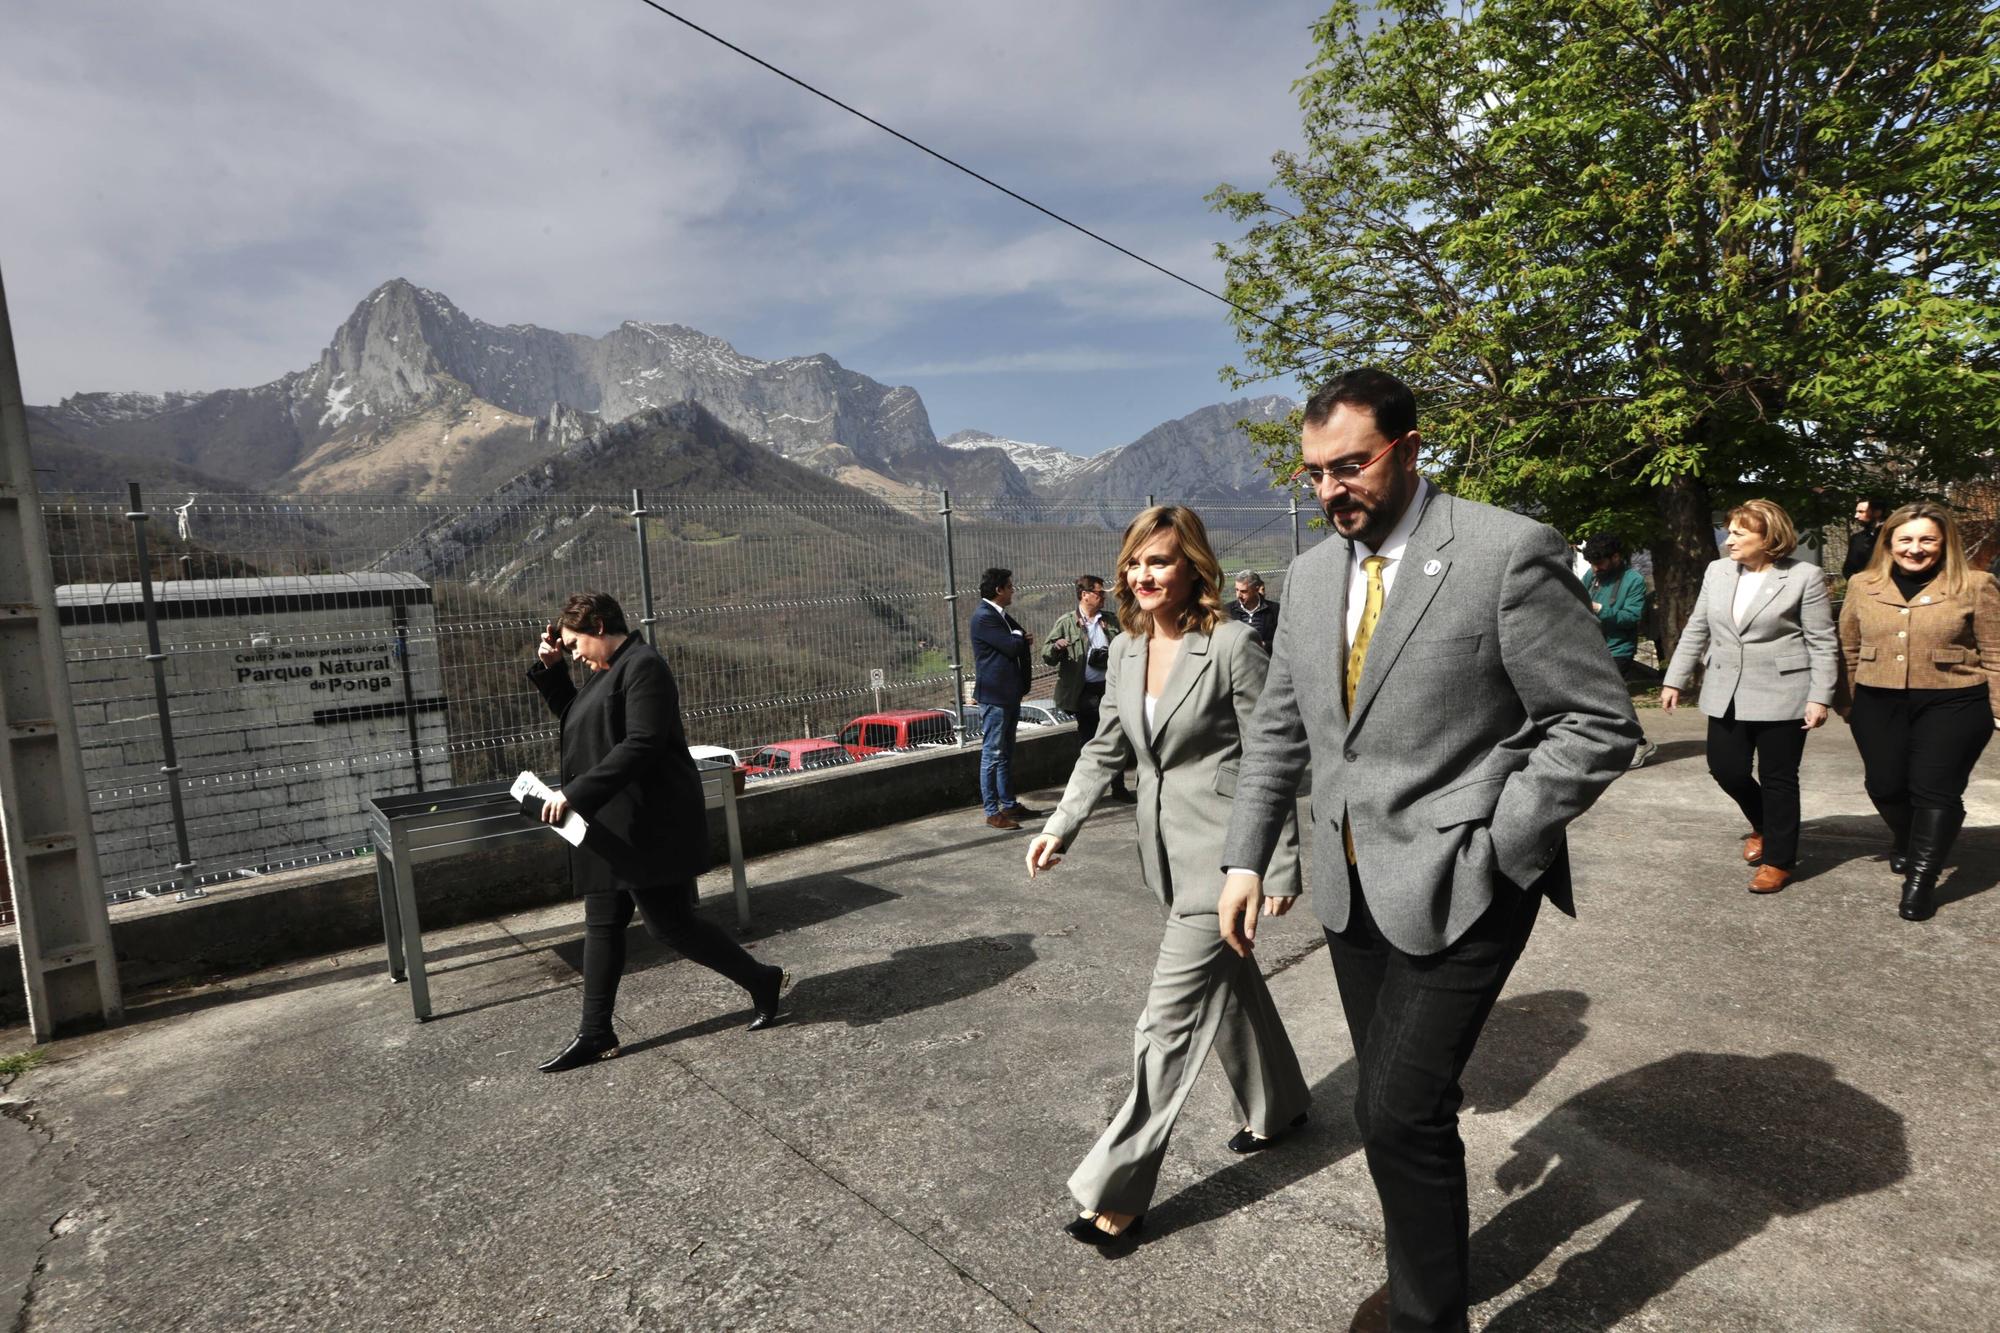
[528,590,787,1072]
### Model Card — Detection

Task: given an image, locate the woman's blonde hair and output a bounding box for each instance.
[1856,501,1971,598]
[1725,499,1798,561]
[1112,505,1226,637]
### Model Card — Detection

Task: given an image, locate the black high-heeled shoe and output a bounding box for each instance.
[1063,1213,1145,1247]
[748,965,790,1030]
[1227,1110,1308,1154]
[538,1031,619,1073]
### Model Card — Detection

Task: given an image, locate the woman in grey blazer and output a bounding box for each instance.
[1662,500,1838,893]
[1025,505,1307,1247]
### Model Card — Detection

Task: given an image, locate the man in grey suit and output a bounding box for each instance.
[1218,369,1641,1333]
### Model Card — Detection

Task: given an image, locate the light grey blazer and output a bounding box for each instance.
[1043,617,1301,916]
[1220,490,1642,955]
[1662,557,1838,721]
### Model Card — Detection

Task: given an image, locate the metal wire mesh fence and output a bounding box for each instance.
[19,486,1328,918]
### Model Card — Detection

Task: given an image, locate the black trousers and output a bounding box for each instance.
[1850,684,1993,815]
[1325,866,1541,1333]
[1705,707,1809,870]
[578,881,769,1039]
[1073,679,1129,795]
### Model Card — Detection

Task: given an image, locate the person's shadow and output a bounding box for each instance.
[1141,989,1592,1242]
[616,932,1038,1056]
[1790,815,1999,906]
[1471,1051,1908,1330]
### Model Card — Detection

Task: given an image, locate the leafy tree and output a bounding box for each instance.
[1211,0,2000,654]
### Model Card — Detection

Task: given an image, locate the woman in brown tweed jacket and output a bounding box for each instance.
[1837,502,2000,921]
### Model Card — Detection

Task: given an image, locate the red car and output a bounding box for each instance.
[835,708,960,759]
[741,739,854,779]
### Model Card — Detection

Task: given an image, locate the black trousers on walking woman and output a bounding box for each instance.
[579,881,769,1040]
[1850,684,1992,816]
[1707,706,1809,870]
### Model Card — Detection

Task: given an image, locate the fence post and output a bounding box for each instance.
[630,488,658,638]
[1290,493,1302,558]
[392,599,424,793]
[125,483,203,902]
[939,490,968,745]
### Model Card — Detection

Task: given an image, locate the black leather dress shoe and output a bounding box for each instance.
[1002,803,1043,820]
[538,1032,619,1073]
[1226,1110,1308,1154]
[1062,1213,1145,1247]
[1109,787,1138,804]
[748,965,790,1031]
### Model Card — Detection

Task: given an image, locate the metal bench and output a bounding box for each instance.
[365,759,748,1021]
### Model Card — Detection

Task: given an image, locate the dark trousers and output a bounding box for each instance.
[1326,866,1541,1333]
[1850,684,1993,815]
[1705,707,1809,870]
[1073,679,1129,796]
[578,881,769,1039]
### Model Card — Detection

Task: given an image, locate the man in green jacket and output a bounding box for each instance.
[1582,534,1657,767]
[1043,574,1133,802]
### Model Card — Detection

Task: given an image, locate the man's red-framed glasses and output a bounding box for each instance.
[1290,433,1410,489]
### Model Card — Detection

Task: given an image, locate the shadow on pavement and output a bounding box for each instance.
[615,932,1039,1057]
[1138,990,1591,1245]
[1471,1051,1908,1331]
[1633,738,1706,769]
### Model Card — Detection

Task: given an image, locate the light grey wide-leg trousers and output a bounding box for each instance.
[1068,910,1310,1215]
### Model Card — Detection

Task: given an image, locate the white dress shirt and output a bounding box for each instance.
[1345,479,1434,644]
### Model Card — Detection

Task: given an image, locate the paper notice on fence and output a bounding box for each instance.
[510,771,589,847]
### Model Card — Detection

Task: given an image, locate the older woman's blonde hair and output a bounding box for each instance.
[1726,499,1799,561]
[1857,501,1973,598]
[1112,505,1226,637]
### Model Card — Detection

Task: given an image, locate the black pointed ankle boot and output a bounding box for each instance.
[1898,807,1963,922]
[1877,800,1913,875]
[539,1030,619,1073]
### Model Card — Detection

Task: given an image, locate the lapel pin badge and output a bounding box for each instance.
[1423,559,1442,577]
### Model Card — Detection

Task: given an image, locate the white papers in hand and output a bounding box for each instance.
[510,771,589,847]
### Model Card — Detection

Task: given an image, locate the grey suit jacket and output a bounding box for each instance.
[1661,557,1838,721]
[1043,617,1302,917]
[1220,490,1642,955]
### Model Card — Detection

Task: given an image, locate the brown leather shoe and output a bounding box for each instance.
[1742,833,1764,864]
[984,813,1021,830]
[1348,1284,1390,1333]
[1749,864,1791,894]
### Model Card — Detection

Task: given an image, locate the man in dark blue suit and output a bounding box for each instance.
[971,566,1039,828]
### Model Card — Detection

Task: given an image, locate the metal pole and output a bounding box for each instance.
[631,488,658,640]
[125,482,203,902]
[392,600,424,793]
[939,489,968,745]
[1290,493,1303,558]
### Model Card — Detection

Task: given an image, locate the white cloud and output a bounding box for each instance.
[881,347,1194,377]
[0,0,1319,402]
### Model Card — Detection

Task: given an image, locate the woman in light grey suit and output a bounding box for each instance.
[1025,505,1307,1247]
[1662,499,1838,893]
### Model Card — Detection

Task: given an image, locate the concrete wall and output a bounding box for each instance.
[0,727,1082,1025]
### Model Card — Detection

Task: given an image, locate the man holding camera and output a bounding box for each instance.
[1044,574,1134,803]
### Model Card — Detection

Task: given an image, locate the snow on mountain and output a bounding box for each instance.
[939,430,1090,487]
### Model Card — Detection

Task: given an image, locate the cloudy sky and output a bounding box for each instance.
[3,0,1325,453]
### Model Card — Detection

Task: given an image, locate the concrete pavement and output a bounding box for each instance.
[3,708,1996,1331]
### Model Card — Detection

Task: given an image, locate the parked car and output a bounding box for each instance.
[835,708,959,759]
[956,700,1076,736]
[687,744,742,770]
[741,739,854,779]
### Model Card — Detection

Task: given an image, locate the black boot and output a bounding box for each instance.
[1877,799,1913,875]
[1898,807,1963,922]
[539,1030,619,1073]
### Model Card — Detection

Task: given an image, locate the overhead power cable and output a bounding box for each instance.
[628,0,1305,347]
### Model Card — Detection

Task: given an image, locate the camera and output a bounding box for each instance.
[1087,646,1109,671]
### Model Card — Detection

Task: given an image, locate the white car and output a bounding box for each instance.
[688,745,742,769]
[1019,700,1076,728]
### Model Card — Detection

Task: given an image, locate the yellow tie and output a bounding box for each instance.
[1344,555,1388,863]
